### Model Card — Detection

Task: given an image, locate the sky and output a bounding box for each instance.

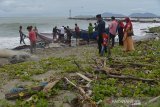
[0,0,160,17]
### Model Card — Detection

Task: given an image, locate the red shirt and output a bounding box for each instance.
[29,31,36,42]
[102,33,109,46]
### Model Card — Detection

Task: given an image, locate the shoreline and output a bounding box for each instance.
[0,31,159,106]
[69,17,160,23]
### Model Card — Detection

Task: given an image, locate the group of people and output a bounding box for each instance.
[96,14,135,56]
[52,24,81,46]
[19,26,38,53]
[19,15,134,55]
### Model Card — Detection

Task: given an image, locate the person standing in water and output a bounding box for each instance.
[27,26,37,54]
[19,26,26,45]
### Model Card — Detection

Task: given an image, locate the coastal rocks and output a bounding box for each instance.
[9,54,30,64]
[155,37,159,41]
[0,49,39,65]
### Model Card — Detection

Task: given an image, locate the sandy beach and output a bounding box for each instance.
[0,28,159,106]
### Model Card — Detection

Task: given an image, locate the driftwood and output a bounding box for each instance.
[145,96,160,105]
[73,61,86,72]
[5,86,44,100]
[96,69,156,83]
[128,62,157,67]
[92,58,156,83]
[43,79,60,93]
[76,73,92,82]
[64,77,97,107]
[112,60,157,68]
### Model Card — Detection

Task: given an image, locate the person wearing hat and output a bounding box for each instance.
[96,14,106,54]
[109,16,118,48]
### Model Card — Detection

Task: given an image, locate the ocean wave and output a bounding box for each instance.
[0,37,30,49]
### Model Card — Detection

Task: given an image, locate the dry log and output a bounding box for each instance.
[64,77,89,99]
[64,77,97,107]
[95,69,156,83]
[145,96,160,105]
[128,63,157,67]
[73,61,86,72]
[43,79,60,93]
[112,60,157,68]
[76,73,92,82]
[5,86,44,100]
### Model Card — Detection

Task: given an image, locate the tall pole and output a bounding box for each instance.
[69,9,71,18]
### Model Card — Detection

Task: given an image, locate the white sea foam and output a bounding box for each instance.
[0,37,30,49]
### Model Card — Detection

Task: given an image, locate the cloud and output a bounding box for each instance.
[0,0,159,17]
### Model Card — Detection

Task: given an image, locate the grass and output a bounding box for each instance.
[149,26,160,33]
[0,37,160,106]
[0,57,81,80]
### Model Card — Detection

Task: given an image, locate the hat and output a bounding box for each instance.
[111,16,115,20]
[96,14,101,18]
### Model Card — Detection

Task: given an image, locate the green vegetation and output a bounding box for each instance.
[0,36,160,106]
[149,26,160,33]
[0,57,80,80]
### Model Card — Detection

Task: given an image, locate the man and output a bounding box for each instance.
[75,23,80,45]
[109,16,118,48]
[94,23,98,31]
[96,14,105,54]
[53,26,58,40]
[88,23,94,44]
[60,26,65,42]
[19,26,26,45]
[65,26,72,46]
[27,26,37,54]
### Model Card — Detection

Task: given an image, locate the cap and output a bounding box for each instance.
[96,14,101,18]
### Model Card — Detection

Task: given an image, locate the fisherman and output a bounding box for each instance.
[75,23,80,45]
[88,23,94,44]
[96,14,105,54]
[94,23,98,31]
[60,26,65,42]
[19,26,26,45]
[65,26,72,46]
[53,26,58,40]
[117,20,124,46]
[109,16,118,48]
[27,26,37,54]
[33,26,38,38]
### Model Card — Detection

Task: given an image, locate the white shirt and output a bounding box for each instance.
[60,27,65,34]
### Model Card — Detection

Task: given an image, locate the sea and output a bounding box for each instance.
[0,17,159,49]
